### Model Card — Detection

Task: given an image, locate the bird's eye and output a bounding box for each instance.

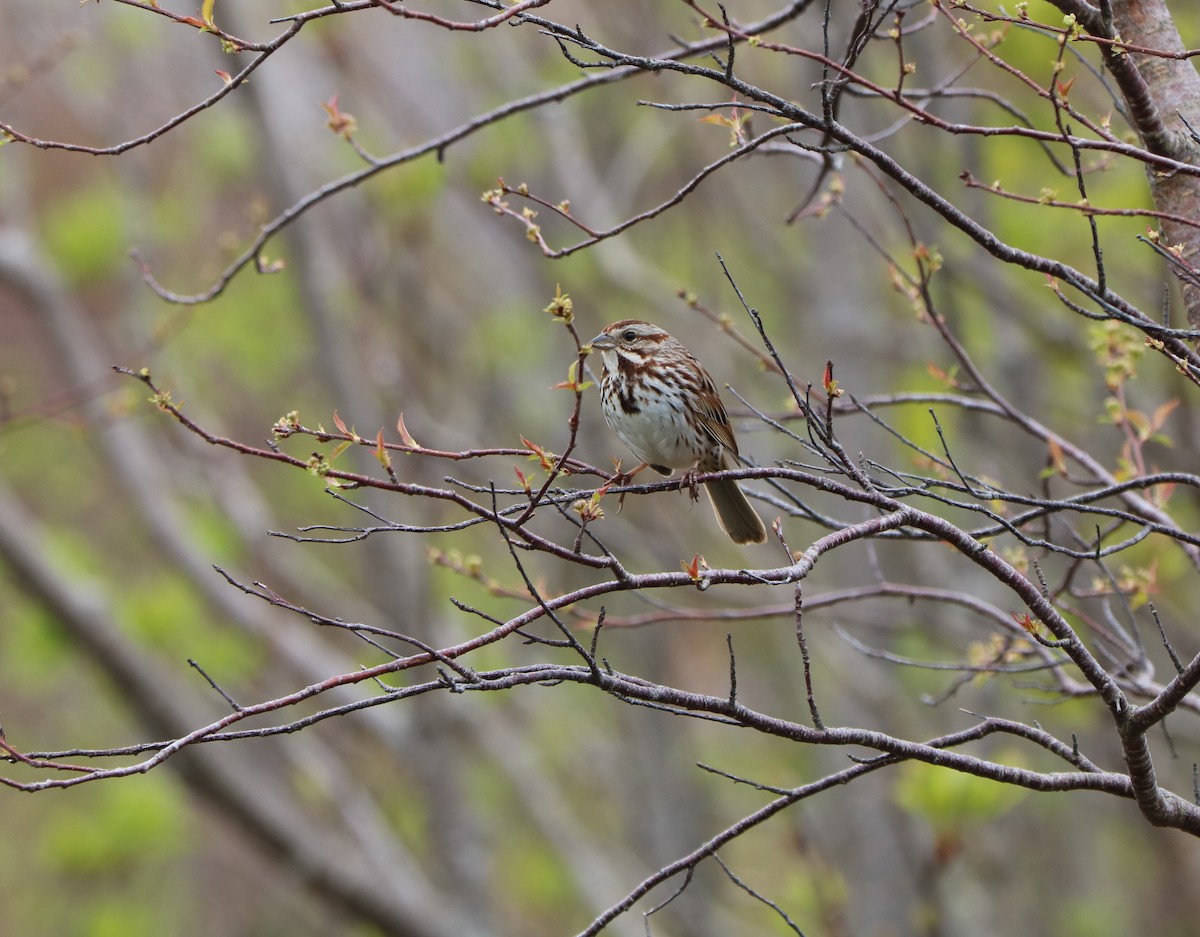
[622,329,637,342]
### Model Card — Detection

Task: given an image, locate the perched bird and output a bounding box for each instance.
[588,319,767,545]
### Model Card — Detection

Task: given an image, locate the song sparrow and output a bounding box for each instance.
[588,319,767,545]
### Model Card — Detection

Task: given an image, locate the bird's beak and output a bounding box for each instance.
[588,332,615,350]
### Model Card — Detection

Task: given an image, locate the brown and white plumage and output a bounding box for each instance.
[588,319,767,545]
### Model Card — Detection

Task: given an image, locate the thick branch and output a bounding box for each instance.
[1051,0,1200,328]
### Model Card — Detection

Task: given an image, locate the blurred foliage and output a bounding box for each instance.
[893,758,1027,834]
[118,572,263,678]
[41,177,128,286]
[4,594,77,690]
[42,777,189,872]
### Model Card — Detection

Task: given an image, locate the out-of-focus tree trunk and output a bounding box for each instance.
[1101,0,1200,331]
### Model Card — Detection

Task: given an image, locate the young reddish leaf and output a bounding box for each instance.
[822,360,843,398]
[697,103,748,145]
[1047,437,1068,476]
[374,428,392,471]
[1011,611,1041,635]
[396,412,420,449]
[1150,481,1175,508]
[681,553,708,583]
[926,362,961,388]
[321,94,358,139]
[1150,397,1180,434]
[520,435,556,471]
[514,466,532,495]
[552,360,593,392]
[332,409,350,437]
[215,70,233,86]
